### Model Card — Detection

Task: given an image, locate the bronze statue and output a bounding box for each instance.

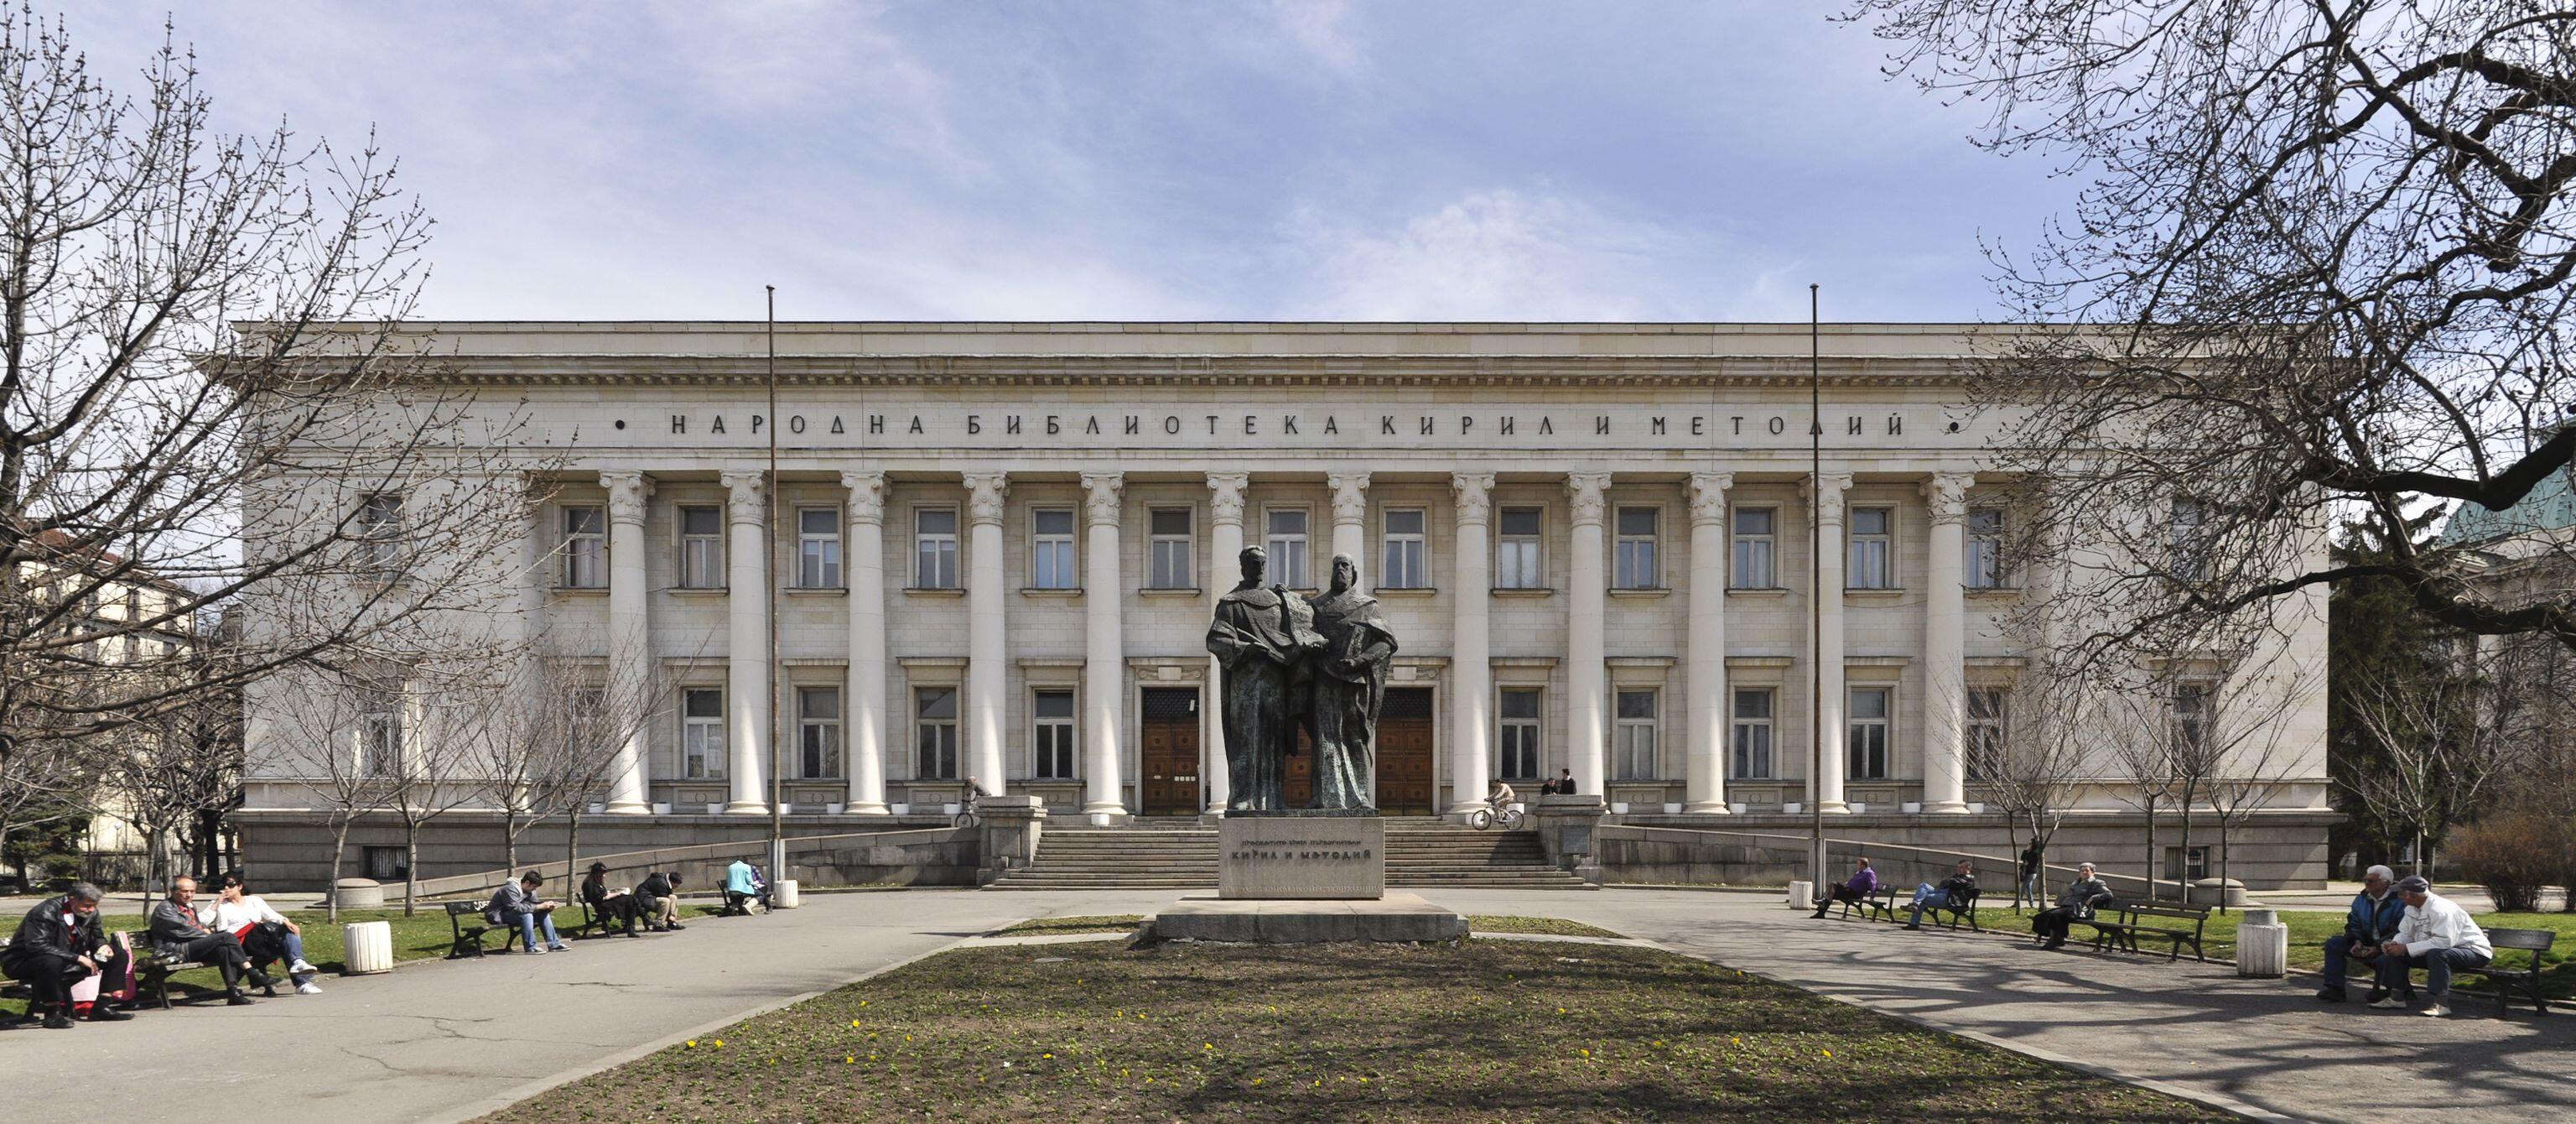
[1306,554,1398,809]
[1205,545,1324,810]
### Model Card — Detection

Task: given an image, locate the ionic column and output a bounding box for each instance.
[719,470,770,814]
[1202,471,1248,813]
[963,471,1010,798]
[600,471,654,814]
[1922,471,1976,814]
[1081,472,1127,816]
[841,471,889,814]
[1685,471,1734,813]
[1448,471,1495,817]
[1810,471,1852,814]
[1327,471,1369,566]
[1565,471,1611,794]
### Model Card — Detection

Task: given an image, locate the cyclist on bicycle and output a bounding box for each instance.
[960,778,983,820]
[1487,779,1517,810]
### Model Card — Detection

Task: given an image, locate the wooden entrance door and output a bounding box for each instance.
[1376,687,1436,815]
[1140,688,1201,816]
[1284,725,1317,809]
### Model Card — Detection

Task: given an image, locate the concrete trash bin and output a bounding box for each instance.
[771,879,802,909]
[2189,877,2248,907]
[2236,908,2288,978]
[333,877,385,911]
[343,920,395,975]
[1789,880,1815,911]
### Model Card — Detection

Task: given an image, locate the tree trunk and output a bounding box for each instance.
[2003,818,2024,910]
[402,812,421,918]
[325,819,352,923]
[2178,793,2195,904]
[2412,827,2426,877]
[502,806,521,877]
[2142,797,2159,903]
[565,805,584,885]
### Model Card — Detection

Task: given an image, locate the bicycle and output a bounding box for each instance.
[953,802,981,830]
[1466,804,1525,831]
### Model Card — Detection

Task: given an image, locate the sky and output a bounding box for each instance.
[69,2,2080,324]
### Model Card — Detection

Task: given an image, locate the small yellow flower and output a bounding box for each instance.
[1043,1053,1053,1059]
[1202,1043,1213,1050]
[904,1034,913,1042]
[850,1019,860,1028]
[713,1039,724,1049]
[1578,1049,1592,1058]
[1653,1040,1664,1047]
[685,1040,698,1049]
[844,1056,854,1064]
[1821,1049,1832,1058]
[1252,1079,1263,1087]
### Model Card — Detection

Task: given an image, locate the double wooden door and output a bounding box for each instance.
[1140,688,1201,816]
[1376,687,1436,814]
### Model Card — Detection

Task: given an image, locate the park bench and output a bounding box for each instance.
[137,944,277,1008]
[1924,887,1982,932]
[445,900,505,960]
[2459,929,2555,1017]
[1820,880,1902,922]
[2083,902,2212,962]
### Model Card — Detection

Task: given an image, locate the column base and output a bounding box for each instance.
[841,801,891,815]
[1442,799,1492,825]
[1080,800,1130,823]
[1680,800,1733,814]
[1920,800,1971,814]
[722,800,769,814]
[602,800,652,815]
[1818,799,1851,814]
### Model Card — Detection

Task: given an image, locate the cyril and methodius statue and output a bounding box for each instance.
[1204,546,1398,811]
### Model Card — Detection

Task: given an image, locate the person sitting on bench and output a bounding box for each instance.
[487,871,571,954]
[635,871,685,931]
[723,858,765,915]
[149,877,255,1005]
[3,882,134,1028]
[2318,865,2405,1004]
[580,863,644,938]
[1903,860,1979,929]
[1809,856,1880,918]
[205,870,321,993]
[2374,876,2492,1018]
[2030,863,2114,950]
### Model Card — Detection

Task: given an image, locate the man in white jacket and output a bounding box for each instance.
[2371,875,2492,1017]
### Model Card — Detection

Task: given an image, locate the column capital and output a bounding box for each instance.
[840,471,887,525]
[1805,471,1852,525]
[1205,471,1249,527]
[1081,471,1125,526]
[719,470,766,523]
[1451,471,1496,525]
[1687,471,1735,526]
[1565,471,1612,526]
[962,471,1010,526]
[600,471,654,525]
[1327,471,1370,524]
[1924,471,1976,526]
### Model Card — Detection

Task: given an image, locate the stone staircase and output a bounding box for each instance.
[984,816,1594,891]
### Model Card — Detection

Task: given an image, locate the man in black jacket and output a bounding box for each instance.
[148,877,253,1004]
[634,871,686,932]
[1903,860,1980,929]
[3,882,134,1028]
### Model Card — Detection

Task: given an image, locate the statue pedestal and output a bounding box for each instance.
[1218,809,1383,900]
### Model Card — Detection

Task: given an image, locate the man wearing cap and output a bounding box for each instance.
[2319,865,2407,1003]
[2374,876,2492,1017]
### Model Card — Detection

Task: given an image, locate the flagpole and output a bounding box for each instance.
[766,286,785,882]
[1809,284,1826,893]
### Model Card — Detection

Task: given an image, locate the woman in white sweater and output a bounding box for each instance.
[200,871,321,994]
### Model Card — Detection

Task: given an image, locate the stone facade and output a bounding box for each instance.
[233,322,2334,887]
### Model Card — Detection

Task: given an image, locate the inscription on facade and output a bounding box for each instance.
[651,410,1936,450]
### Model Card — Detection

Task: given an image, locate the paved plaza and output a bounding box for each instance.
[7,888,2566,1123]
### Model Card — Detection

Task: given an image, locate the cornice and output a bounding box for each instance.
[373,353,1987,389]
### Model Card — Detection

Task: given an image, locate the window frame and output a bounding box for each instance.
[1147,507,1195,590]
[1032,687,1078,780]
[796,507,844,590]
[1613,505,1660,590]
[357,492,405,575]
[1847,686,1892,781]
[1966,507,2007,589]
[678,504,725,589]
[1847,505,1894,590]
[561,504,607,589]
[1613,689,1659,780]
[1730,505,1777,589]
[797,685,844,779]
[1382,507,1428,589]
[1495,506,1545,590]
[1029,507,1078,591]
[359,693,402,778]
[1965,686,2008,783]
[1497,686,1542,781]
[913,506,960,590]
[2171,498,2209,581]
[2172,682,2211,758]
[1264,507,1311,591]
[914,685,961,780]
[1730,688,1774,780]
[681,687,726,780]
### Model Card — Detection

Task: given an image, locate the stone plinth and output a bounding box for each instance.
[1219,809,1383,900]
[1150,892,1466,944]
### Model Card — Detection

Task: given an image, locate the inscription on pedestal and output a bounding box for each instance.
[1219,813,1385,900]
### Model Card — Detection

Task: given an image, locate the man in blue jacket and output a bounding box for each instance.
[2319,865,2405,1003]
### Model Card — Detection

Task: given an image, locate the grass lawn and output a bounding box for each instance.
[995,915,1145,937]
[1963,906,2576,997]
[481,935,2225,1122]
[1463,914,1626,939]
[3,898,736,1018]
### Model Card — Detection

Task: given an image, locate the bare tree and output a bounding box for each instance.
[2346,659,2516,876]
[1966,664,2088,909]
[2097,674,2182,901]
[275,665,402,922]
[0,733,89,882]
[1852,0,2576,662]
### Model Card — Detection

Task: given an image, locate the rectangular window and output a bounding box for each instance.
[1265,509,1310,590]
[914,507,958,589]
[2164,846,2210,882]
[360,692,402,778]
[682,689,725,779]
[797,507,843,589]
[357,493,404,575]
[1383,508,1427,589]
[1847,687,1890,780]
[915,687,959,779]
[798,686,843,779]
[362,846,408,882]
[1614,689,1658,780]
[1848,507,1893,589]
[1148,508,1194,589]
[1033,689,1077,780]
[678,505,724,589]
[1031,508,1077,590]
[566,688,607,760]
[1966,508,2007,589]
[2172,683,2210,758]
[1496,507,1543,590]
[2171,499,2208,581]
[1965,687,2008,783]
[1731,507,1776,589]
[562,505,606,588]
[1614,507,1659,589]
[1498,687,1541,780]
[1730,689,1774,779]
